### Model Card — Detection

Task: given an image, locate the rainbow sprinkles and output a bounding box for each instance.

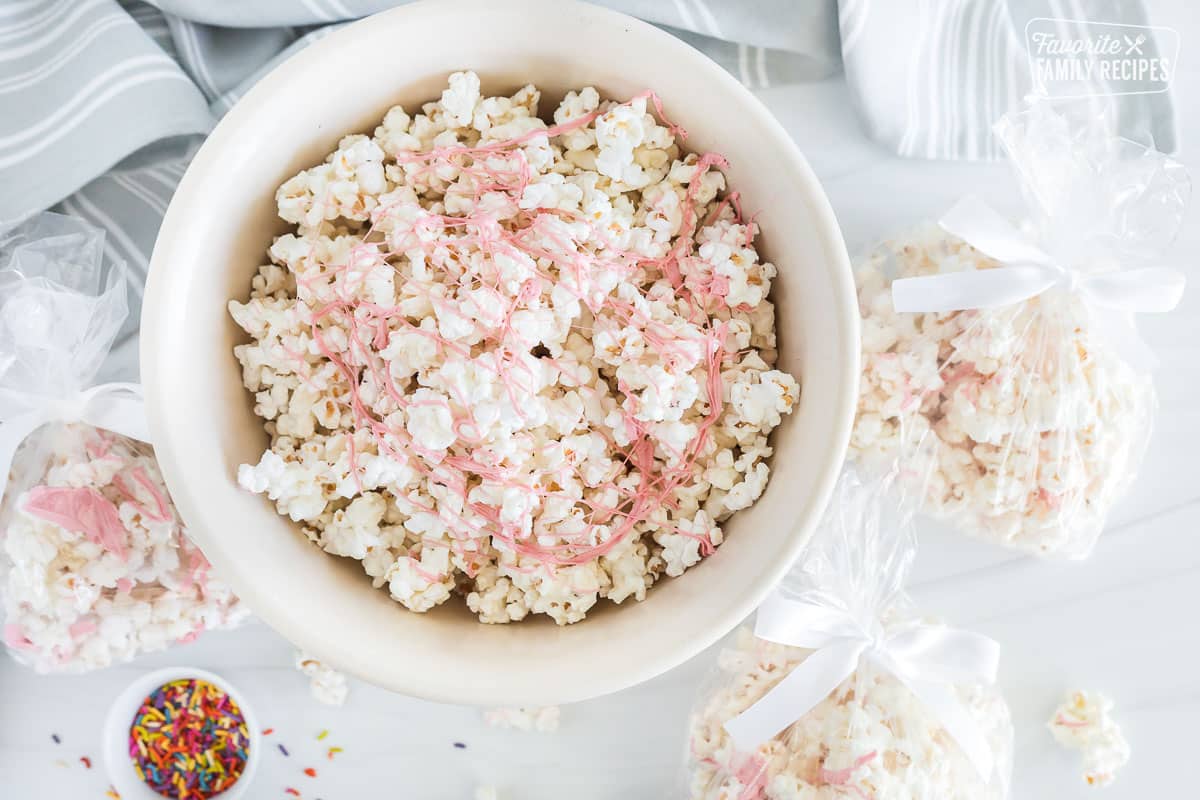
[129,678,250,800]
[232,71,799,624]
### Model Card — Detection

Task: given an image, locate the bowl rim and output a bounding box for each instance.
[141,0,859,705]
[102,666,261,800]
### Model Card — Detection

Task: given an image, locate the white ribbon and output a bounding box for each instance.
[0,382,149,506]
[891,195,1186,316]
[723,592,1001,781]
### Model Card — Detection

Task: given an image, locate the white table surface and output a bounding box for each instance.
[4,4,1199,798]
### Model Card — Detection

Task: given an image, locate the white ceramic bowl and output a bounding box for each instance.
[103,667,261,800]
[142,0,858,705]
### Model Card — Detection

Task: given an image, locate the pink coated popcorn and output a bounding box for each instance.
[230,72,799,624]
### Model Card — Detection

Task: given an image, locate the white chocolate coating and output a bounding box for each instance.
[231,72,798,624]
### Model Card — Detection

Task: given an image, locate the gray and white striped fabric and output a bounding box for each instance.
[0,0,1176,374]
[0,0,846,364]
[840,0,1176,160]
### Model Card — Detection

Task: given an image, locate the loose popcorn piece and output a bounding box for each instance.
[295,649,349,706]
[850,224,1153,557]
[687,628,1013,800]
[1048,690,1130,788]
[0,424,247,672]
[231,72,799,624]
[483,705,560,732]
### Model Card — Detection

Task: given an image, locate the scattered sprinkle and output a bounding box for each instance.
[285,789,301,797]
[303,767,317,778]
[263,728,275,736]
[326,746,343,760]
[106,788,122,800]
[316,730,329,741]
[128,678,250,800]
[51,734,61,744]
[79,756,92,769]
[278,743,290,757]
[453,742,467,750]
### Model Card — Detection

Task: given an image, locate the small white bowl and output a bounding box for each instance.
[103,667,261,800]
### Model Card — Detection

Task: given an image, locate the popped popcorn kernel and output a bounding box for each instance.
[295,649,350,706]
[1048,690,1129,788]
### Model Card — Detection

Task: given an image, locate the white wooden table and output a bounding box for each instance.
[3,5,1199,798]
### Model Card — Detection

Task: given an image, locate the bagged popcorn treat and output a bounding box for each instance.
[686,469,1013,799]
[852,101,1188,557]
[0,213,246,672]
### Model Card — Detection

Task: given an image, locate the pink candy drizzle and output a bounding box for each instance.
[731,753,770,800]
[24,486,128,561]
[111,466,172,523]
[1053,715,1089,729]
[176,623,205,645]
[818,750,879,800]
[68,619,97,638]
[293,91,745,572]
[3,623,35,651]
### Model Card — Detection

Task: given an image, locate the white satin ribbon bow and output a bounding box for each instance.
[891,195,1186,316]
[723,591,1001,780]
[0,382,149,505]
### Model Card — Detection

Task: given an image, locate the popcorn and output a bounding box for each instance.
[1,425,246,672]
[686,468,1014,800]
[276,135,388,234]
[688,629,1013,800]
[849,224,1153,557]
[1048,690,1130,788]
[440,71,482,128]
[296,649,350,706]
[483,705,561,733]
[231,73,798,624]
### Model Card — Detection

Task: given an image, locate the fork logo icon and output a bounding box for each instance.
[1125,34,1146,55]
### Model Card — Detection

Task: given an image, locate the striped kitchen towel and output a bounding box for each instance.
[0,0,841,365]
[0,0,1176,374]
[840,0,1176,160]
